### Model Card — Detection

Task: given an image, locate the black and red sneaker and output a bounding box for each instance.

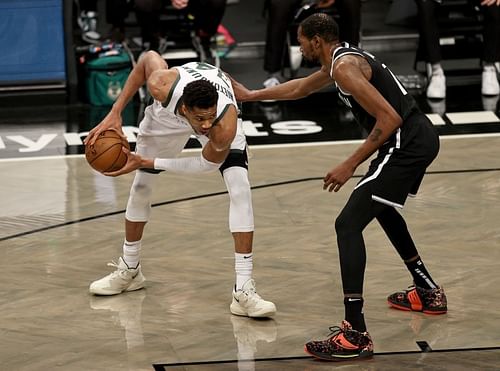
[388,285,447,314]
[304,320,374,361]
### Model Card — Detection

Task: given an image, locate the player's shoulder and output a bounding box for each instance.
[212,105,238,141]
[147,68,180,102]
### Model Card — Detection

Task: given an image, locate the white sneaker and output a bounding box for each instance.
[481,65,500,96]
[482,95,499,111]
[426,98,446,115]
[230,279,276,318]
[89,257,145,296]
[261,76,281,103]
[426,73,446,99]
[263,76,280,89]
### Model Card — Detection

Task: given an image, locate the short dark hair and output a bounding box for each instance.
[300,13,339,43]
[182,79,218,109]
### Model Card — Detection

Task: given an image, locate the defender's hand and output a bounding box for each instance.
[323,161,356,193]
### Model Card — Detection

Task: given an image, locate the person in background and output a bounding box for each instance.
[104,0,226,56]
[78,0,101,43]
[263,0,361,88]
[416,0,500,98]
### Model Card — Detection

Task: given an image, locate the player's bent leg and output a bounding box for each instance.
[90,171,155,296]
[223,166,254,234]
[222,166,276,317]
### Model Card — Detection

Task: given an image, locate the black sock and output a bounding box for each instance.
[344,297,366,332]
[405,258,437,289]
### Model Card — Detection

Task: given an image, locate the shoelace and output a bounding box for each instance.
[327,325,343,339]
[106,260,129,279]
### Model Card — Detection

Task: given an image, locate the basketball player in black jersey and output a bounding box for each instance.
[231,13,447,361]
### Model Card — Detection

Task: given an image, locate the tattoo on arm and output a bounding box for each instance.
[369,128,382,143]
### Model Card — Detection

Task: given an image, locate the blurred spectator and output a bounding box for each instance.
[106,0,131,43]
[78,0,101,43]
[262,0,361,88]
[416,0,500,99]
[105,0,226,55]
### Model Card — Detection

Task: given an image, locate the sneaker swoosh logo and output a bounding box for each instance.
[243,255,252,259]
[333,335,358,350]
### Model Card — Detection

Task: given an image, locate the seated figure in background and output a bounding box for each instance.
[416,0,500,99]
[263,0,362,88]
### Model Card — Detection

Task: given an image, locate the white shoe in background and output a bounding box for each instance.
[263,76,280,89]
[426,64,446,99]
[261,76,281,103]
[481,65,500,96]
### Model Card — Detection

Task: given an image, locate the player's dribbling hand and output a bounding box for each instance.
[84,110,126,146]
[323,161,355,192]
[103,147,142,177]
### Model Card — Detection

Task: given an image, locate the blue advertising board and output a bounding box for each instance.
[0,0,66,86]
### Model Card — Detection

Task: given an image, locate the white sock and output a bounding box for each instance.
[123,239,141,269]
[235,252,253,290]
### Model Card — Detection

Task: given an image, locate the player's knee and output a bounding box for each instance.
[335,209,357,236]
[224,167,251,203]
[229,181,251,205]
[126,176,154,221]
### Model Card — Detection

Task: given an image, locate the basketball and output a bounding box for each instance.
[85,130,130,173]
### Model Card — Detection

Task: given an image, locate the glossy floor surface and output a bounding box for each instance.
[1,135,500,370]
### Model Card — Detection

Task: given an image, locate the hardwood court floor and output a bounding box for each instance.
[1,134,500,370]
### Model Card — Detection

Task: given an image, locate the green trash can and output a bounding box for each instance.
[85,49,132,106]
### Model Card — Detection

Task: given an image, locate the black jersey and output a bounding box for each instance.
[331,43,420,133]
[330,45,439,207]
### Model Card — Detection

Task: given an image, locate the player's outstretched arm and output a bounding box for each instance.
[85,51,168,146]
[230,69,333,102]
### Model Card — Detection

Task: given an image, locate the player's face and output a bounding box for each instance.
[183,105,218,135]
[297,27,318,64]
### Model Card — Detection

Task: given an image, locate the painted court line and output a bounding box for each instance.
[0,132,500,162]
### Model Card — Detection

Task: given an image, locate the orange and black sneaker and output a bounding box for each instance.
[304,320,374,361]
[388,285,447,314]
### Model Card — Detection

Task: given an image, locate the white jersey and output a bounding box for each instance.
[136,62,246,159]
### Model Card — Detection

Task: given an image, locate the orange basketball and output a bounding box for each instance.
[85,130,130,173]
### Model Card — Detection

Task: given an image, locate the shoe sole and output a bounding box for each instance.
[230,303,276,318]
[387,300,447,315]
[89,279,146,296]
[304,345,373,361]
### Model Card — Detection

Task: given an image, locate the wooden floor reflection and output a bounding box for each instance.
[1,134,500,371]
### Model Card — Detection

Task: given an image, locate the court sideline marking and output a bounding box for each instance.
[0,132,499,162]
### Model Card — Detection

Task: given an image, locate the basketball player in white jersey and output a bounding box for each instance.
[84,51,276,318]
